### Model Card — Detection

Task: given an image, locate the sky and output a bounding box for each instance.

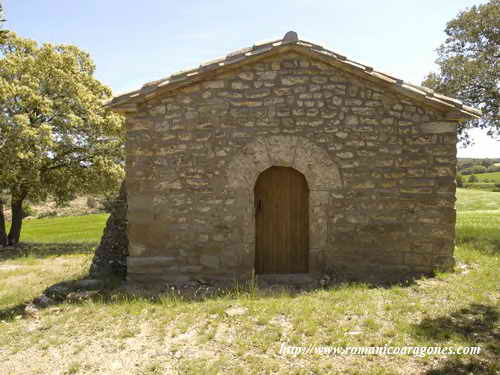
[4,0,498,158]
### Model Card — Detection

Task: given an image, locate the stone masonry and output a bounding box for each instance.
[108,32,479,284]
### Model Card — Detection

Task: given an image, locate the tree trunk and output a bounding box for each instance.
[0,199,7,247]
[7,196,24,246]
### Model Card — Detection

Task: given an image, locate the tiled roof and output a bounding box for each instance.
[108,31,481,119]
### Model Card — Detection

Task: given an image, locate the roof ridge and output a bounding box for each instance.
[108,31,481,119]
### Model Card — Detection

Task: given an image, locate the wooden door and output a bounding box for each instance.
[254,166,309,274]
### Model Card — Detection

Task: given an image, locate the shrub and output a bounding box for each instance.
[456,174,464,187]
[87,196,98,209]
[462,165,487,175]
[99,193,118,213]
[22,204,36,218]
[38,211,58,219]
[487,165,500,172]
[468,175,478,183]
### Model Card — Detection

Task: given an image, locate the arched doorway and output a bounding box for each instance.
[254,166,309,274]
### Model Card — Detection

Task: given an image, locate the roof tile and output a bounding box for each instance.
[108,30,481,118]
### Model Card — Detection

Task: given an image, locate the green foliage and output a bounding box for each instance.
[0,33,125,200]
[468,174,478,183]
[456,174,464,187]
[480,159,494,168]
[422,0,499,144]
[462,171,500,188]
[0,32,124,243]
[37,210,57,219]
[21,203,35,219]
[99,191,119,213]
[461,164,487,175]
[458,157,500,173]
[487,164,500,172]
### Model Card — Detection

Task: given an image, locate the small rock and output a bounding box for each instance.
[225,306,248,316]
[24,303,39,318]
[33,294,53,307]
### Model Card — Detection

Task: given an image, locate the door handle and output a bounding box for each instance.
[256,199,263,215]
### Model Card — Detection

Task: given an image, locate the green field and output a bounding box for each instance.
[456,187,500,211]
[456,188,500,262]
[474,171,500,182]
[462,171,500,191]
[7,213,108,243]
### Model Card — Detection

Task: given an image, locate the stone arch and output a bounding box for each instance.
[226,135,342,274]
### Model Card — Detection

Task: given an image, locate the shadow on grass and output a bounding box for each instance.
[0,274,123,321]
[412,303,500,375]
[0,304,26,321]
[0,242,97,261]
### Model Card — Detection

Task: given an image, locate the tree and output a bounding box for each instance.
[461,164,487,175]
[0,33,124,246]
[468,174,479,183]
[0,3,7,43]
[481,159,493,168]
[422,0,499,144]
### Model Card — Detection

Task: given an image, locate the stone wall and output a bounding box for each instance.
[89,181,128,279]
[125,51,458,283]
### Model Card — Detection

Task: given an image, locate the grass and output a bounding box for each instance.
[472,171,500,183]
[463,182,498,191]
[456,187,500,211]
[7,213,108,243]
[0,189,498,374]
